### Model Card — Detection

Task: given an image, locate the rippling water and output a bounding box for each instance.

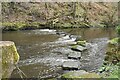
[2,28,116,78]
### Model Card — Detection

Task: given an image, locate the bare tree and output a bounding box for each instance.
[72,2,77,19]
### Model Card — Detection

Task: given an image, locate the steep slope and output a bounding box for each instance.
[1,2,118,30]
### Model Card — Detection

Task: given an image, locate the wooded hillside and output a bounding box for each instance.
[1,2,118,29]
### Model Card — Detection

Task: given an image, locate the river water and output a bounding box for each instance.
[2,28,116,78]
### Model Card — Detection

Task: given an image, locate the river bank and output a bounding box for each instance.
[1,2,119,79]
[1,22,103,31]
[2,2,118,31]
[2,22,117,34]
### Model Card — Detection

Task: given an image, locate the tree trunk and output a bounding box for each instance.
[45,3,49,27]
[72,2,76,19]
[45,3,49,21]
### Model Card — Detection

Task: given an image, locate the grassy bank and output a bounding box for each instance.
[1,22,92,31]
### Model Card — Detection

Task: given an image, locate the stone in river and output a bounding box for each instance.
[61,70,88,78]
[71,45,87,52]
[62,60,80,70]
[77,40,86,46]
[61,70,101,78]
[68,51,81,60]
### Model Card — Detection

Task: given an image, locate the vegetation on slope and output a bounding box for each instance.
[98,25,120,79]
[1,2,118,31]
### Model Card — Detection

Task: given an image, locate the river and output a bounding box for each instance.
[2,28,116,78]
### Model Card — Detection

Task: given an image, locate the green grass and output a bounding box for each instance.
[99,63,119,79]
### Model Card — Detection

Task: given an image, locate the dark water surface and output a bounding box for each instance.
[2,28,116,78]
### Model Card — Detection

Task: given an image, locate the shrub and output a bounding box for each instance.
[2,22,18,31]
[116,25,120,37]
[116,25,120,49]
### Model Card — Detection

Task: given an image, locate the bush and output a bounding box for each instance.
[2,22,19,31]
[116,25,120,50]
[108,38,118,45]
[116,25,120,36]
[98,63,119,78]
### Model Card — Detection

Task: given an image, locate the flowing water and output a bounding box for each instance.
[2,28,116,78]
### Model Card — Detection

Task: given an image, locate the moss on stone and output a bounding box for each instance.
[108,38,118,45]
[1,41,19,78]
[77,40,86,46]
[61,70,101,79]
[78,73,101,78]
[71,45,78,50]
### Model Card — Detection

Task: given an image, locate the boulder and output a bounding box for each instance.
[61,70,101,79]
[68,52,81,60]
[62,60,80,70]
[1,41,19,78]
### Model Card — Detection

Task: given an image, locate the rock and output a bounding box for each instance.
[1,41,20,78]
[58,35,70,41]
[52,47,75,55]
[66,41,77,45]
[62,60,80,70]
[77,73,101,78]
[68,51,81,60]
[61,70,88,78]
[77,40,86,46]
[69,35,81,41]
[71,45,87,52]
[61,71,101,79]
[57,38,77,45]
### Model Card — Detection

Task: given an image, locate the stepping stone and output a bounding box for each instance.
[77,40,86,46]
[62,60,80,70]
[68,52,81,60]
[71,45,87,52]
[61,70,100,78]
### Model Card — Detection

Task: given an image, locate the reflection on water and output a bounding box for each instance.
[62,28,116,41]
[2,30,59,60]
[2,28,116,78]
